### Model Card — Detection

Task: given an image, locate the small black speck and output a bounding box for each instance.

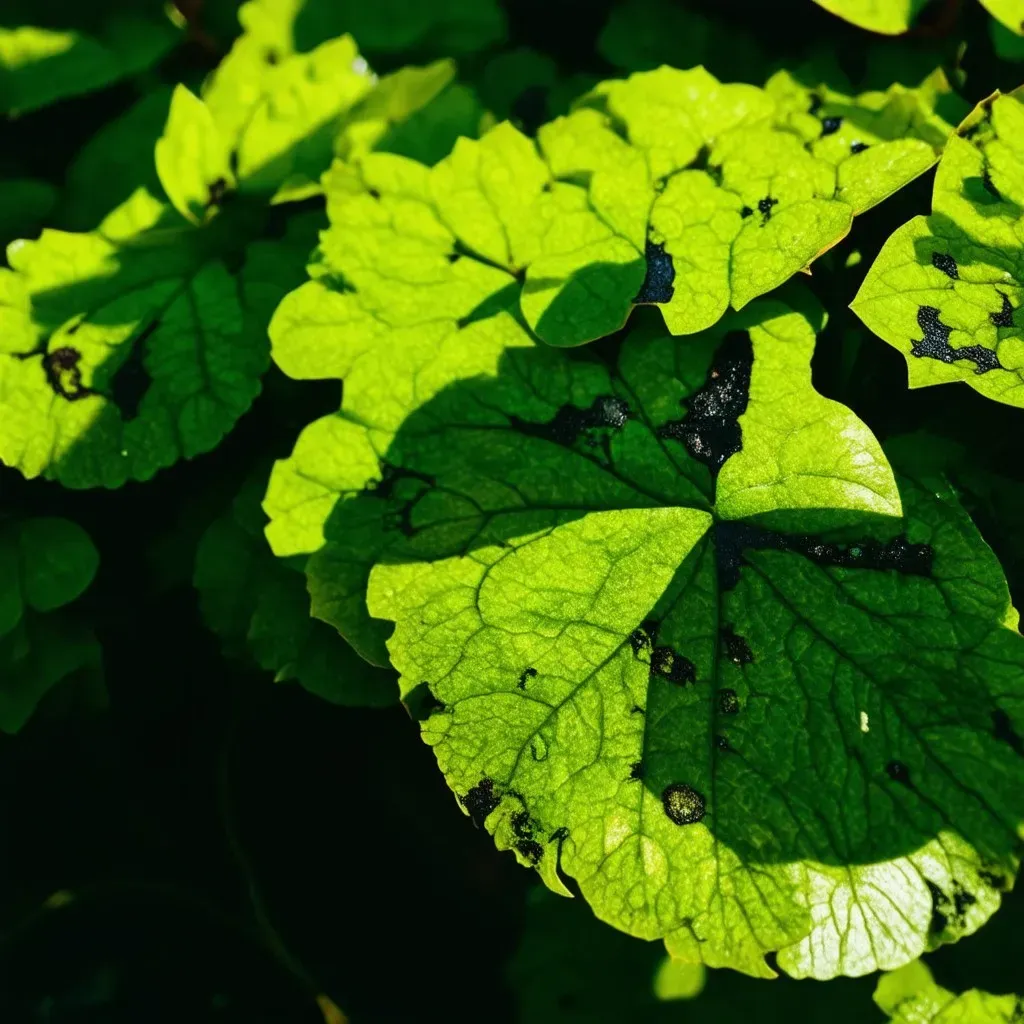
[718,689,740,715]
[714,734,734,753]
[757,196,778,225]
[662,783,706,826]
[447,252,460,263]
[628,761,644,782]
[990,292,1014,329]
[368,188,381,199]
[931,252,959,280]
[265,48,280,64]
[850,141,869,154]
[721,627,753,666]
[820,116,842,136]
[461,778,501,828]
[886,760,912,785]
[740,205,753,218]
[517,667,538,690]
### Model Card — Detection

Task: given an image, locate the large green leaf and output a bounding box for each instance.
[287,64,954,350]
[875,961,1023,1022]
[853,90,1024,409]
[195,467,398,707]
[0,515,101,733]
[267,285,1024,978]
[809,0,932,34]
[979,0,1024,35]
[0,0,179,115]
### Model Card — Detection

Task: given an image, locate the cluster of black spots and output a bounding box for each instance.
[511,809,544,864]
[628,760,645,782]
[658,330,753,475]
[930,251,959,280]
[687,144,713,171]
[205,177,229,209]
[627,618,659,656]
[461,778,501,828]
[44,347,92,401]
[661,783,706,826]
[820,116,843,137]
[510,395,630,449]
[991,292,1015,328]
[720,627,753,666]
[717,689,741,715]
[713,520,934,591]
[368,187,381,199]
[714,734,734,753]
[978,866,1010,891]
[650,645,696,685]
[633,239,676,304]
[109,324,157,420]
[885,760,913,786]
[850,141,870,155]
[912,305,1003,374]
[757,196,778,225]
[517,667,538,690]
[926,880,977,934]
[992,709,1024,755]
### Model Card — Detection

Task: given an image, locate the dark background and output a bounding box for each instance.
[2,0,1024,1020]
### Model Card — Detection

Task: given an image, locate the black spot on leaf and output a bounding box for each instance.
[265,48,280,64]
[461,778,501,828]
[714,734,734,753]
[658,330,753,475]
[978,867,1009,891]
[926,880,950,933]
[886,760,912,785]
[511,811,533,839]
[633,239,675,304]
[718,689,740,715]
[721,627,753,665]
[518,667,538,690]
[850,141,869,154]
[548,826,569,844]
[44,347,92,401]
[650,645,696,685]
[808,93,823,116]
[206,177,229,209]
[990,292,1014,328]
[993,709,1024,755]
[757,196,778,225]
[740,205,753,218]
[628,627,651,655]
[930,252,959,279]
[368,188,381,199]
[820,116,842,136]
[516,839,544,864]
[510,395,630,448]
[662,783,706,826]
[912,305,1002,374]
[628,761,644,782]
[952,882,976,921]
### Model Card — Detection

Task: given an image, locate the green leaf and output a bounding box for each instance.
[195,468,397,707]
[979,0,1024,35]
[295,65,954,349]
[809,0,932,34]
[156,86,236,225]
[0,515,100,734]
[278,291,1024,979]
[0,193,315,488]
[0,2,179,115]
[875,961,1023,1022]
[853,90,1024,409]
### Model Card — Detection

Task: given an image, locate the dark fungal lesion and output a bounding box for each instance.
[885,760,913,786]
[757,196,778,225]
[912,305,1002,374]
[658,329,753,476]
[819,116,842,137]
[649,645,696,686]
[717,689,740,715]
[628,760,645,782]
[661,783,706,826]
[713,519,934,592]
[633,238,676,304]
[517,667,538,690]
[720,627,753,666]
[990,292,1015,329]
[850,141,869,154]
[510,809,544,865]
[930,251,959,280]
[44,347,94,401]
[460,778,501,828]
[926,879,977,934]
[509,395,630,449]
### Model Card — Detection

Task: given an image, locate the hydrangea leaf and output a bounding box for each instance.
[852,90,1024,409]
[155,86,236,225]
[0,515,100,734]
[809,0,931,34]
[0,3,179,115]
[195,468,397,707]
[979,0,1024,35]
[0,191,312,488]
[299,295,1024,980]
[875,961,1023,1023]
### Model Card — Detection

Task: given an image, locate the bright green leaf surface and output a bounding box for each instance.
[267,285,1024,977]
[195,469,397,707]
[810,0,931,34]
[0,4,179,115]
[875,961,1023,1022]
[980,0,1024,34]
[853,91,1024,408]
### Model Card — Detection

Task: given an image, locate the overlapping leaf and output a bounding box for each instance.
[0,0,179,115]
[277,64,955,353]
[809,0,931,34]
[266,280,1024,978]
[0,516,101,733]
[875,961,1023,1023]
[853,90,1024,408]
[195,467,398,707]
[980,0,1024,35]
